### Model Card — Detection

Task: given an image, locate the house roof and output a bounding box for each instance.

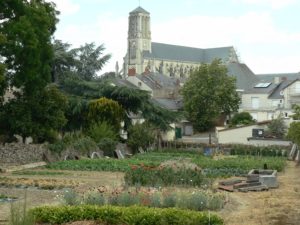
[243,82,278,94]
[151,98,183,111]
[110,78,138,89]
[268,80,296,99]
[130,6,149,14]
[136,73,179,90]
[144,42,235,63]
[227,62,259,90]
[257,73,300,82]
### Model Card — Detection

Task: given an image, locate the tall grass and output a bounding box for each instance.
[9,192,34,225]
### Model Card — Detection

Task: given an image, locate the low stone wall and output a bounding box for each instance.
[0,143,47,166]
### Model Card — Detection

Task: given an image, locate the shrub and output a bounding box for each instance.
[127,122,155,153]
[87,121,118,142]
[230,112,254,126]
[162,193,177,208]
[62,189,80,205]
[83,192,105,205]
[97,137,117,157]
[29,205,224,225]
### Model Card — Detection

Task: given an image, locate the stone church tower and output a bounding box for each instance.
[124,7,151,76]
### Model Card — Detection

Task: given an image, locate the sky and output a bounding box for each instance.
[48,0,300,74]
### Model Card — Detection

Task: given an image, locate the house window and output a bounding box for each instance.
[251,97,259,109]
[284,112,288,118]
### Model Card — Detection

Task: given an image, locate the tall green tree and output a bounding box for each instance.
[73,43,111,81]
[291,104,300,120]
[0,86,67,142]
[287,122,300,146]
[182,59,240,131]
[51,40,77,83]
[0,0,58,96]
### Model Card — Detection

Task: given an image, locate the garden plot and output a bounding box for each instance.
[0,149,293,224]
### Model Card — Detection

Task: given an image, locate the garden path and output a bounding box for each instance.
[219,161,300,225]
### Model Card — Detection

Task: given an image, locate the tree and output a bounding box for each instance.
[87,97,124,131]
[230,112,254,126]
[291,104,300,120]
[51,40,77,83]
[182,59,240,131]
[287,122,300,146]
[73,43,111,81]
[266,116,286,139]
[0,86,67,142]
[127,122,155,153]
[0,0,58,96]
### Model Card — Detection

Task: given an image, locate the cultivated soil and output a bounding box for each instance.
[0,161,299,225]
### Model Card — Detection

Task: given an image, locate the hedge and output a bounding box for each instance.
[30,205,224,225]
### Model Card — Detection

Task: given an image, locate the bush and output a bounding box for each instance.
[230,112,254,126]
[127,123,155,153]
[62,189,80,205]
[83,192,105,206]
[125,166,206,187]
[162,193,177,208]
[29,205,224,225]
[97,137,117,157]
[87,121,118,142]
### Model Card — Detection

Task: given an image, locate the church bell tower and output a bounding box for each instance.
[125,6,151,76]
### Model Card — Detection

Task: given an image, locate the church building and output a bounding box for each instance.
[123,6,259,91]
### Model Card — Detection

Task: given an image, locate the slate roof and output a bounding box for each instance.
[151,98,183,111]
[257,73,300,82]
[130,6,149,14]
[243,83,278,94]
[227,62,259,90]
[268,79,299,99]
[111,78,138,89]
[143,42,234,63]
[136,73,179,90]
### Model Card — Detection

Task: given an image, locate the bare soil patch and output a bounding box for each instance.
[218,161,300,225]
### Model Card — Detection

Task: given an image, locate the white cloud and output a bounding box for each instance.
[151,12,300,73]
[48,0,80,16]
[233,0,297,9]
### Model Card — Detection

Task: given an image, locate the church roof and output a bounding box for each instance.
[130,6,149,14]
[227,62,259,90]
[143,42,234,63]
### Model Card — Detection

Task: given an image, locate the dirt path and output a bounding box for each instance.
[219,161,300,225]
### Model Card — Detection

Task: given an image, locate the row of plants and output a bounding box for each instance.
[12,170,67,176]
[192,156,286,172]
[30,205,224,225]
[46,158,160,172]
[0,176,78,190]
[229,145,288,157]
[62,189,225,212]
[125,165,207,187]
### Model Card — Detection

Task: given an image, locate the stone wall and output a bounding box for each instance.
[0,143,47,166]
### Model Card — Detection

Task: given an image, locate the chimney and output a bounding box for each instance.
[274,77,280,84]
